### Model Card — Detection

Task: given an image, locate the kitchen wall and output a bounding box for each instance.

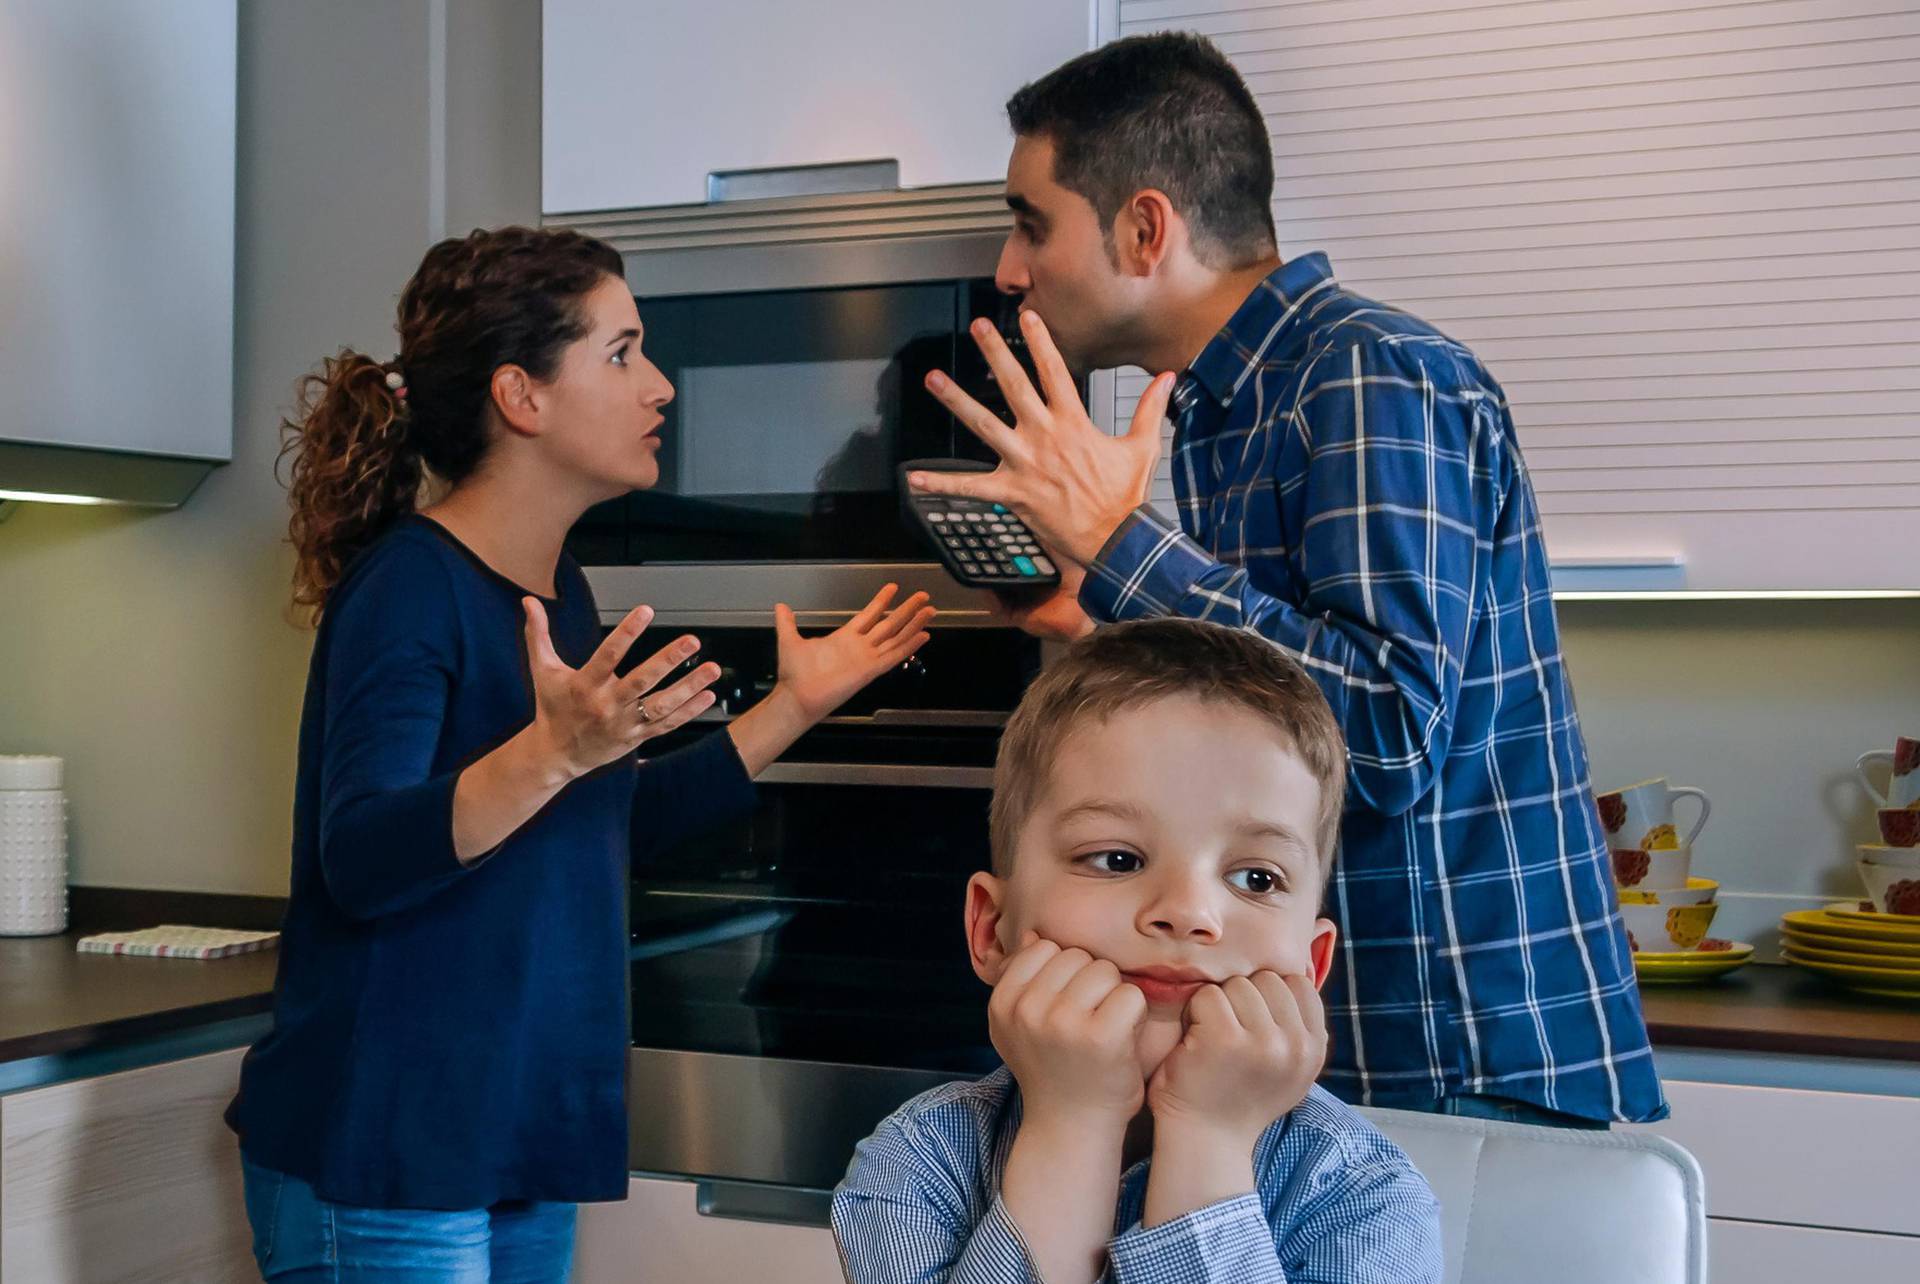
[1560,599,1920,917]
[0,2,1913,915]
[0,0,538,894]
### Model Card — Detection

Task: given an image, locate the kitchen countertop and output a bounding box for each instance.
[1637,962,1920,1062]
[5,920,1919,1070]
[0,930,278,1064]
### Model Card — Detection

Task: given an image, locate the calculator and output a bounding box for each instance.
[898,459,1062,590]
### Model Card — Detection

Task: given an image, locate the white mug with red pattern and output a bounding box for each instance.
[1856,736,1920,811]
[1594,778,1711,852]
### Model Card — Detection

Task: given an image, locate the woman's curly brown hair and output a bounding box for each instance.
[279,226,625,620]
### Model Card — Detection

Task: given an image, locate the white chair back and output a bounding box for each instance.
[1360,1107,1707,1284]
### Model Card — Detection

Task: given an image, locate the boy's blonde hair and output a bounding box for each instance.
[989,618,1347,881]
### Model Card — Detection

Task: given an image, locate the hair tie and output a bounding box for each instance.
[384,364,409,401]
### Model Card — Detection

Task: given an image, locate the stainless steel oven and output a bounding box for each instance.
[618,618,1035,1224]
[552,172,1093,625]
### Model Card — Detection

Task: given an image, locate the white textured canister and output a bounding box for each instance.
[0,755,69,936]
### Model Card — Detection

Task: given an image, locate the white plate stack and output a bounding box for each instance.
[0,755,68,936]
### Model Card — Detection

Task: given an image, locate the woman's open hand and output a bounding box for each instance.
[772,584,935,724]
[523,600,721,779]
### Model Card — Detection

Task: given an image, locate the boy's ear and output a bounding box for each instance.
[1309,918,1338,990]
[964,872,1012,986]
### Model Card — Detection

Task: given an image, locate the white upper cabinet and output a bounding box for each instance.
[541,0,1095,214]
[1113,0,1920,593]
[0,0,236,506]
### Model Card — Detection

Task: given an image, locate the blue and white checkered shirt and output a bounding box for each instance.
[833,1068,1442,1283]
[1080,255,1666,1125]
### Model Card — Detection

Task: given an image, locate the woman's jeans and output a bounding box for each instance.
[241,1157,577,1283]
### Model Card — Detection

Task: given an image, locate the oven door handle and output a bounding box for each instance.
[864,707,1007,728]
[755,762,992,789]
[694,1179,832,1228]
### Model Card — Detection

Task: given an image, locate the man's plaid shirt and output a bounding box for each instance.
[1081,254,1666,1123]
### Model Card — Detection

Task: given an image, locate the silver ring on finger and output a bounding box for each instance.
[636,697,658,724]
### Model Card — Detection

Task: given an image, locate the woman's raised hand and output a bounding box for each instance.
[772,584,936,724]
[522,600,721,779]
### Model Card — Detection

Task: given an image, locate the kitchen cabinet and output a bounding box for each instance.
[1629,1078,1920,1282]
[541,0,1094,214]
[572,1175,844,1284]
[1708,1220,1919,1281]
[0,0,237,507]
[1111,0,1920,592]
[0,1048,252,1282]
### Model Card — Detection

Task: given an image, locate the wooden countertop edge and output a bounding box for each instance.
[1641,1017,1920,1063]
[0,990,275,1065]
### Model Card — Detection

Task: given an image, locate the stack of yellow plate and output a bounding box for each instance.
[1779,904,1920,999]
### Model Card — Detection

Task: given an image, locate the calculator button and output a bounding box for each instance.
[1033,556,1056,576]
[967,513,987,523]
[988,523,1008,533]
[992,503,1008,514]
[1013,556,1037,577]
[963,536,984,548]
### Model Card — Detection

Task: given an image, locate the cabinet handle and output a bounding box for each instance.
[1548,555,1685,593]
[695,1179,832,1228]
[706,159,900,203]
[1548,556,1684,570]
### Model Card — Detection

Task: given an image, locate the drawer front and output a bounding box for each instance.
[1,1047,253,1282]
[574,1176,844,1284]
[1709,1218,1920,1282]
[1631,1079,1920,1235]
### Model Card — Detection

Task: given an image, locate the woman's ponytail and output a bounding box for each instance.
[279,350,422,619]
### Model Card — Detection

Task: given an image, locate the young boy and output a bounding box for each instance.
[832,619,1443,1283]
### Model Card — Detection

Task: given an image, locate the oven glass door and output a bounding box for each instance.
[630,731,997,1074]
[571,279,1027,565]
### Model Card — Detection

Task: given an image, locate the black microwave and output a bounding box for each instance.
[567,275,1075,567]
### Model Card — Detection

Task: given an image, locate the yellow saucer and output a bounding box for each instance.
[1824,903,1920,928]
[1781,925,1920,959]
[1783,950,1920,998]
[1633,943,1753,983]
[1780,909,1920,945]
[1779,939,1920,970]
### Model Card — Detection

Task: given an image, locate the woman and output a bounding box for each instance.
[226,226,934,1282]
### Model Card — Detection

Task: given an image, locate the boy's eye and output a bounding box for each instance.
[1227,867,1286,896]
[611,345,630,367]
[1083,850,1141,874]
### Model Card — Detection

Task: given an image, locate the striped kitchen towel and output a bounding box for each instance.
[75,924,279,959]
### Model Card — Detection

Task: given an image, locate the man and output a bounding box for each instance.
[911,32,1664,1126]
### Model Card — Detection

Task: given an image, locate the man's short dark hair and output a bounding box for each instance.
[1006,33,1276,269]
